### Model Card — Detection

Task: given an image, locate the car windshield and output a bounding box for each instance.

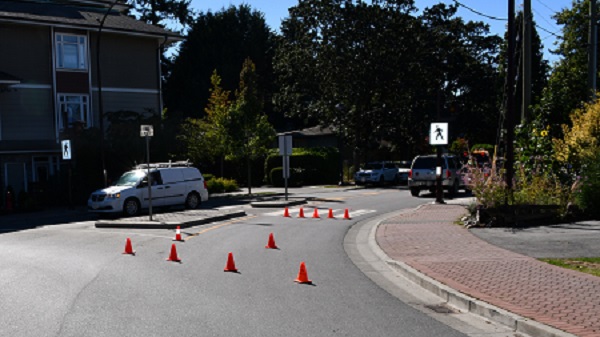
[412,157,438,169]
[363,163,382,170]
[114,171,146,186]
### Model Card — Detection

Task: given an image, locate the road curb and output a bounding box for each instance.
[354,206,577,337]
[94,210,247,229]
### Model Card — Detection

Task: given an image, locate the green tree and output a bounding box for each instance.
[229,59,276,194]
[541,0,597,129]
[127,0,194,30]
[164,5,276,124]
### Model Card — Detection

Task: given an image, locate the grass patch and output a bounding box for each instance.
[539,257,600,277]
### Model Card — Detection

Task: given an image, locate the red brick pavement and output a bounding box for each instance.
[376,203,600,337]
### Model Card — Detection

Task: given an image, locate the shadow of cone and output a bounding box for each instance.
[283,207,290,217]
[173,225,184,242]
[343,209,351,220]
[166,244,181,262]
[224,252,238,272]
[294,262,312,284]
[328,209,335,219]
[298,207,305,218]
[312,208,320,218]
[265,233,278,249]
[123,238,135,255]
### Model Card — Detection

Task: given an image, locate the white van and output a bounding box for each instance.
[88,162,209,216]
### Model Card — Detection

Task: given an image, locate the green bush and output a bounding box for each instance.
[264,147,339,185]
[574,150,600,217]
[270,167,304,187]
[206,177,239,194]
[203,173,215,182]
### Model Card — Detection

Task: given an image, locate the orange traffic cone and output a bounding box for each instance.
[312,208,320,218]
[294,262,312,284]
[224,252,238,272]
[173,225,184,242]
[166,244,181,262]
[328,208,335,219]
[343,208,351,220]
[298,207,305,218]
[123,238,135,255]
[265,233,278,249]
[284,207,290,217]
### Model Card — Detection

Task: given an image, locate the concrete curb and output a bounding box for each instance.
[94,210,247,229]
[364,208,577,337]
[249,198,307,208]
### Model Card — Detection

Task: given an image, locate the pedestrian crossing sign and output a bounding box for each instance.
[430,123,448,145]
[61,140,72,160]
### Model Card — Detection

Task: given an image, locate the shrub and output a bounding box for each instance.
[270,167,303,187]
[206,177,239,194]
[574,150,600,217]
[264,147,339,185]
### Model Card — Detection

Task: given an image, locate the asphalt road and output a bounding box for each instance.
[0,186,481,337]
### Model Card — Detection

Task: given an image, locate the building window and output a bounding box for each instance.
[55,33,87,70]
[57,94,90,131]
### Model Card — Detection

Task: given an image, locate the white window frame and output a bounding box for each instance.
[57,94,91,131]
[55,33,88,70]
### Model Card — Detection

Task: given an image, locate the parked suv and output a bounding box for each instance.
[88,161,209,216]
[408,155,465,197]
[354,161,398,185]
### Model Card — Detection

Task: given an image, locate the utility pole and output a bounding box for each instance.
[589,0,597,100]
[522,0,532,122]
[505,0,516,198]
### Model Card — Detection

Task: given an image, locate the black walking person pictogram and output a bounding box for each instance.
[435,125,444,140]
[64,142,69,157]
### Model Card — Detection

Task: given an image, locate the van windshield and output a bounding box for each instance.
[114,171,146,186]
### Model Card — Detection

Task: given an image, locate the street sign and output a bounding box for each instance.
[278,134,292,155]
[140,125,154,137]
[61,140,72,160]
[430,123,448,145]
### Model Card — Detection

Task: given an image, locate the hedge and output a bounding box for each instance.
[265,147,339,186]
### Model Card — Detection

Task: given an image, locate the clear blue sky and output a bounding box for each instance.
[190,0,574,64]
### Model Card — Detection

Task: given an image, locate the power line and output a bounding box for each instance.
[533,0,558,14]
[451,0,507,21]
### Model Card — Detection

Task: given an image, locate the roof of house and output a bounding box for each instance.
[0,71,21,85]
[278,125,336,138]
[0,0,182,42]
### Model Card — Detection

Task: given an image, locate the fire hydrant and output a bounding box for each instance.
[5,190,13,211]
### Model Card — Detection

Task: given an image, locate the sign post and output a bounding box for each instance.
[430,123,448,204]
[61,140,73,208]
[278,134,292,201]
[140,125,154,221]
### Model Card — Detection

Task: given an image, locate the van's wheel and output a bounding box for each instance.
[410,188,420,197]
[123,198,140,216]
[185,192,200,209]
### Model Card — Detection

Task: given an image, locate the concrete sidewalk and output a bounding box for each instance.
[376,203,600,337]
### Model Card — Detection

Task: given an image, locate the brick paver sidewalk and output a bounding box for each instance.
[376,203,600,337]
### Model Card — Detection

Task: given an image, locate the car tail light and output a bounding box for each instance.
[408,170,412,178]
[204,180,208,189]
[446,170,451,179]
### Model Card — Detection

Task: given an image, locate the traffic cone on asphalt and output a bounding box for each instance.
[224,252,238,272]
[265,233,278,249]
[298,207,305,218]
[173,226,184,242]
[122,238,135,255]
[294,262,312,284]
[166,244,181,262]
[343,208,351,220]
[283,207,290,217]
[328,208,335,219]
[312,208,320,218]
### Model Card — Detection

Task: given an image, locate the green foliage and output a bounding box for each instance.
[264,147,339,185]
[206,177,239,194]
[470,144,494,153]
[127,0,194,29]
[573,150,600,217]
[514,119,554,175]
[269,167,303,187]
[164,5,276,123]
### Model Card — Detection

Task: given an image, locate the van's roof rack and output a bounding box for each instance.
[135,160,192,169]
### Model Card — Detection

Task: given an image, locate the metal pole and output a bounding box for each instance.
[589,0,597,100]
[284,136,289,201]
[146,135,153,221]
[506,0,516,199]
[522,0,532,122]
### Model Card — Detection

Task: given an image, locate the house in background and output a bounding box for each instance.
[0,0,181,207]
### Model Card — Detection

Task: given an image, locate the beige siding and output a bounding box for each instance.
[1,89,54,140]
[0,23,52,84]
[90,34,159,90]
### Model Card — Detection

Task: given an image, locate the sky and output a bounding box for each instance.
[190,0,574,65]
